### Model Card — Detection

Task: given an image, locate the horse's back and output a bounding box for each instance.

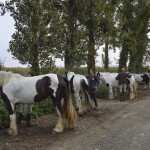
[72,74,88,92]
[101,72,119,87]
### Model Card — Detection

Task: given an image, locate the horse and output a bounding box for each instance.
[66,71,95,116]
[0,71,77,136]
[97,72,138,100]
[134,73,150,89]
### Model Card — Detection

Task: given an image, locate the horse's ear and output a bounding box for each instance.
[97,72,100,77]
[65,71,68,77]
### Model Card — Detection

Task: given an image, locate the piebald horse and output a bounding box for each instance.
[66,71,95,115]
[97,72,138,100]
[134,73,150,89]
[0,71,77,136]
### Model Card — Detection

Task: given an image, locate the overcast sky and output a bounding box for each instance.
[0,0,119,68]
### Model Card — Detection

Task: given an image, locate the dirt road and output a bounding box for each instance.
[0,89,150,150]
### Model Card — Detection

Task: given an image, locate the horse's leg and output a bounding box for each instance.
[113,88,118,98]
[109,86,114,100]
[9,106,18,136]
[81,92,87,113]
[17,104,24,125]
[26,104,34,127]
[84,91,95,110]
[1,92,18,135]
[129,85,134,100]
[52,102,64,134]
[74,92,84,115]
[143,83,147,89]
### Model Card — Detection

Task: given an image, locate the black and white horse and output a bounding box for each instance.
[97,72,138,100]
[0,71,77,136]
[66,71,95,115]
[134,73,150,89]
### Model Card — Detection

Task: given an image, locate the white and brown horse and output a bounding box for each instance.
[0,71,77,136]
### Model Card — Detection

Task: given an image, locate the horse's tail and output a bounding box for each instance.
[81,79,94,109]
[63,77,78,127]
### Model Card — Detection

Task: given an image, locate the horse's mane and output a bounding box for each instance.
[67,71,75,80]
[0,71,23,86]
[0,70,22,76]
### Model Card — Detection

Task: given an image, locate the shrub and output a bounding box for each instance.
[96,84,109,99]
[0,99,9,129]
[31,98,55,119]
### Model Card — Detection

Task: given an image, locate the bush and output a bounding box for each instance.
[97,84,109,99]
[0,100,9,129]
[31,98,55,119]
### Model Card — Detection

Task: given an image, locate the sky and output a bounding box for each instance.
[0,1,119,68]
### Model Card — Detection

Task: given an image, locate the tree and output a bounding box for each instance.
[6,0,58,74]
[0,1,6,15]
[100,1,117,71]
[76,0,118,73]
[52,0,88,71]
[128,0,150,72]
[117,0,150,72]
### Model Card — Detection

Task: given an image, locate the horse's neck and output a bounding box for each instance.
[101,73,109,82]
[0,72,23,86]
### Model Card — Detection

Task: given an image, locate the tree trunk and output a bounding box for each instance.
[129,42,146,73]
[64,0,75,71]
[118,42,129,72]
[104,37,109,71]
[31,44,40,75]
[87,22,96,74]
[87,1,96,74]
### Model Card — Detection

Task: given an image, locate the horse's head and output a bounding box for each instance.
[134,74,143,82]
[96,72,105,84]
[66,71,75,81]
[141,73,150,83]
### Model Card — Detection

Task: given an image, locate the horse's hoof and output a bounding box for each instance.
[78,113,84,117]
[93,106,98,110]
[27,124,38,127]
[52,128,63,134]
[8,129,18,136]
[75,107,79,111]
[52,130,62,134]
[69,124,76,130]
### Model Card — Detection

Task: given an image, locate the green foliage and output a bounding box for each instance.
[6,0,58,75]
[0,100,9,129]
[0,2,6,15]
[2,0,150,74]
[31,98,55,119]
[117,0,150,72]
[97,84,109,99]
